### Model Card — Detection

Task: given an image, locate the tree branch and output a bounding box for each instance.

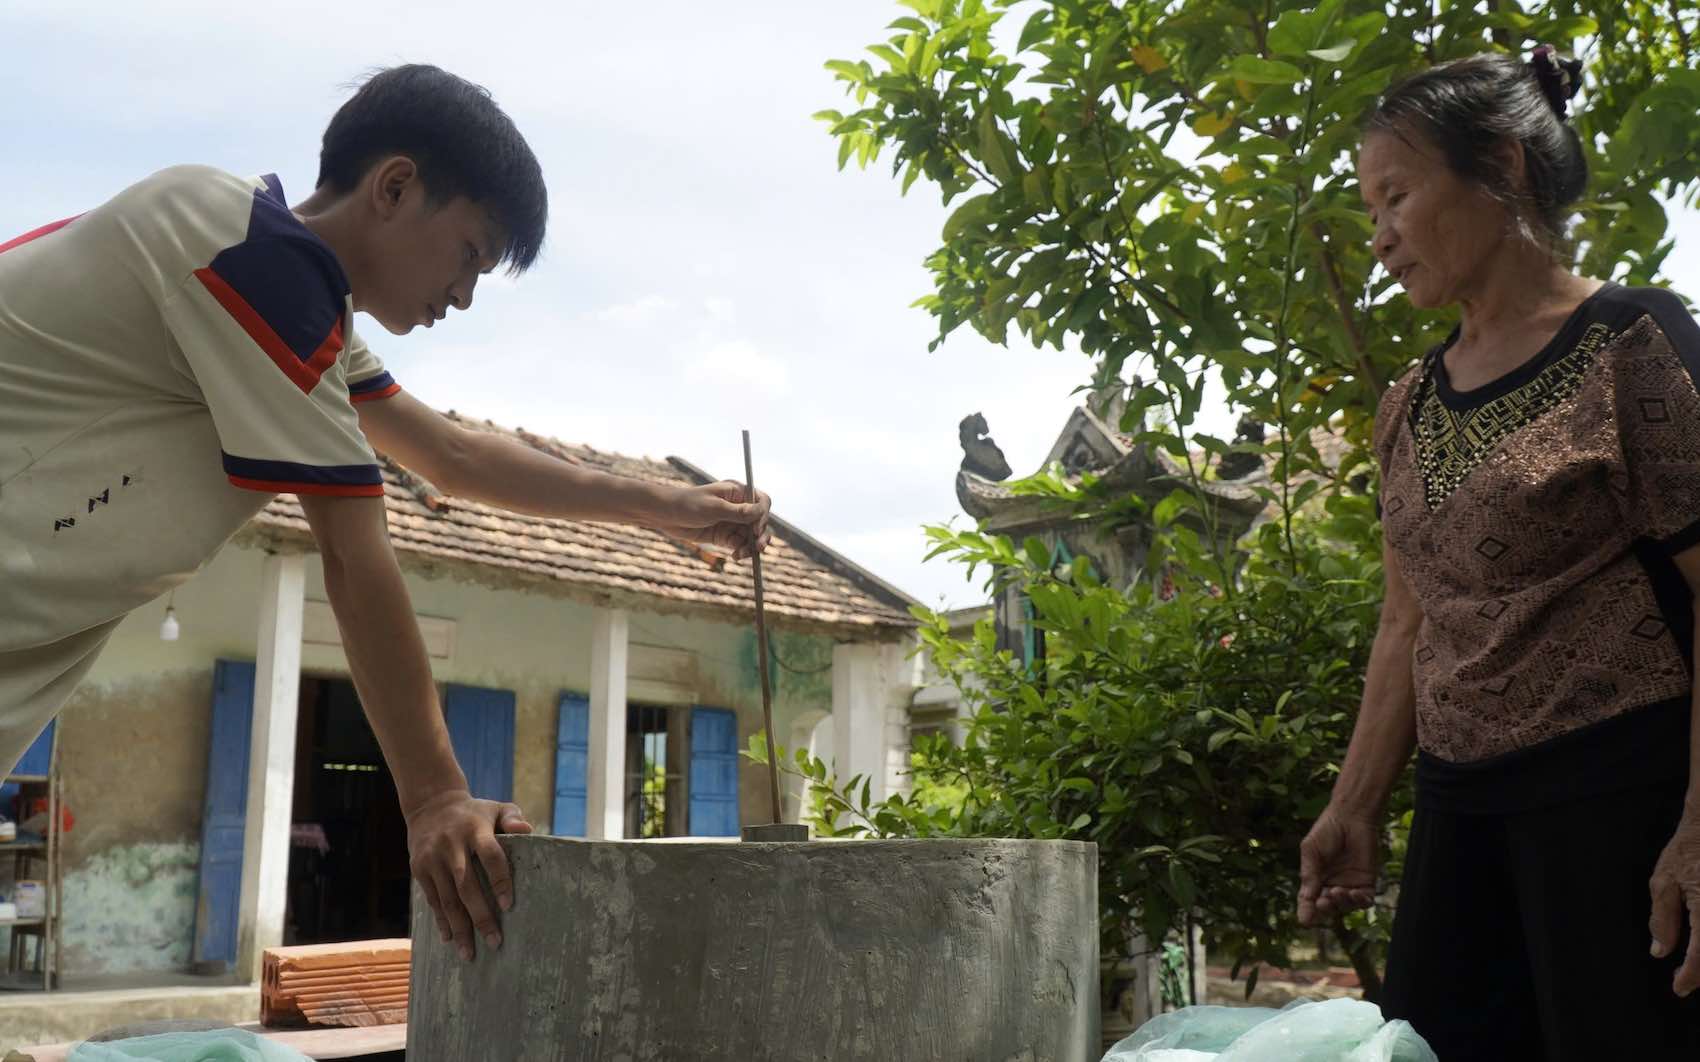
[1310,222,1385,400]
[1331,914,1384,1004]
[1484,0,1512,51]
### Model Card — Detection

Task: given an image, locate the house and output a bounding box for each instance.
[5,412,923,1001]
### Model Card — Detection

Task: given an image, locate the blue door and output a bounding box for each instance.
[688,707,740,836]
[193,659,256,969]
[552,693,589,836]
[443,685,515,803]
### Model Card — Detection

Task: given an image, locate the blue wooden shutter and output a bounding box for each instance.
[10,721,56,778]
[688,706,740,836]
[443,685,516,803]
[552,693,590,836]
[193,659,256,969]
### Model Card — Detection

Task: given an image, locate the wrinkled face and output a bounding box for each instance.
[1357,129,1515,310]
[358,161,504,336]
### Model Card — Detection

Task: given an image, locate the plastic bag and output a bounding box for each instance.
[69,1030,312,1062]
[1103,998,1438,1062]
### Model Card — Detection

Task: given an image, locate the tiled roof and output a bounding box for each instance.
[958,406,1368,530]
[241,413,918,633]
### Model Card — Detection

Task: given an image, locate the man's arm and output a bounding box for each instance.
[297,492,531,961]
[358,391,771,557]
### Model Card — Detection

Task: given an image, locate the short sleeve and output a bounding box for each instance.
[163,236,383,497]
[346,323,402,404]
[1371,364,1422,524]
[1614,289,1700,549]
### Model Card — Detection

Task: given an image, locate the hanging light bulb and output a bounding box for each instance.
[160,591,180,642]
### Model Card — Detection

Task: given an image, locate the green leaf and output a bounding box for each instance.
[1070,812,1093,831]
[824,60,864,83]
[1017,8,1052,52]
[1305,39,1356,63]
[977,107,1020,184]
[1266,9,1324,57]
[867,43,905,69]
[1023,536,1052,569]
[942,193,995,240]
[1168,861,1197,908]
[1229,56,1305,85]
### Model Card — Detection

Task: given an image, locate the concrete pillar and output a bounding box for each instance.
[784,710,831,823]
[880,640,924,798]
[409,837,1100,1061]
[586,608,628,839]
[831,641,886,804]
[237,551,304,982]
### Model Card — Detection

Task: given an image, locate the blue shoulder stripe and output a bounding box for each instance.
[201,175,351,367]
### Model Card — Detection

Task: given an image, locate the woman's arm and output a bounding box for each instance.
[1332,542,1423,819]
[1298,538,1422,926]
[1648,545,1700,996]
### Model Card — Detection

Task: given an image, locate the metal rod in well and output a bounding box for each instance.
[743,430,783,825]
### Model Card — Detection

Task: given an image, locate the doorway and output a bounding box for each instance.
[285,676,412,944]
[624,704,688,837]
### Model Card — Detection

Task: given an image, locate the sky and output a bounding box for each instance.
[5,2,1697,610]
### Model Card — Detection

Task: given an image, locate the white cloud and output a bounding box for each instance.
[683,340,790,399]
[588,295,675,327]
[701,297,737,325]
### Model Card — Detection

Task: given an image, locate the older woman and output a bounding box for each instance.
[1297,47,1700,1058]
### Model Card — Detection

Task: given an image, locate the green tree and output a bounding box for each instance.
[793,0,1700,999]
[820,2,1697,540]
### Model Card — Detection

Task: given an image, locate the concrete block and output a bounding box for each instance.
[409,836,1098,1061]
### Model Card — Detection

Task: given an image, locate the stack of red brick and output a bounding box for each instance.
[261,939,411,1028]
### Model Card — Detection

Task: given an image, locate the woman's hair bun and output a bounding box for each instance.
[1528,44,1583,119]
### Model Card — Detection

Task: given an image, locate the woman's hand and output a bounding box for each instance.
[1649,810,1700,996]
[1298,805,1383,926]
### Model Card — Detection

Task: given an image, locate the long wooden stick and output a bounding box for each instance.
[743,430,782,825]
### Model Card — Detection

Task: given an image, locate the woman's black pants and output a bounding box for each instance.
[1381,775,1700,1059]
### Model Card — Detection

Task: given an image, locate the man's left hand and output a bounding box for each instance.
[405,788,533,962]
[1649,809,1700,996]
[658,481,772,560]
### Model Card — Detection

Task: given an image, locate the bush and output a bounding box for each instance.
[753,496,1412,997]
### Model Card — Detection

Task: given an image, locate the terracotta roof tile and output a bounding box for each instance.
[248,413,917,632]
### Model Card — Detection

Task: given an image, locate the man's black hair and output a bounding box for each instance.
[318,64,547,273]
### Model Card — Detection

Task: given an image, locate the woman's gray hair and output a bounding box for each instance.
[1365,49,1589,256]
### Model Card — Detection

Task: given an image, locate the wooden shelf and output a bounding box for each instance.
[3,726,59,992]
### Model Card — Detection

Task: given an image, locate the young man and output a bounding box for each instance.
[0,65,770,964]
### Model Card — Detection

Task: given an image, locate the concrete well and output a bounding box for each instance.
[408,836,1099,1061]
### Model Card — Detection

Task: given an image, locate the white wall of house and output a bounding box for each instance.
[45,539,903,978]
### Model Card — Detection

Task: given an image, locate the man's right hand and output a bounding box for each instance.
[659,481,772,560]
[1297,806,1382,926]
